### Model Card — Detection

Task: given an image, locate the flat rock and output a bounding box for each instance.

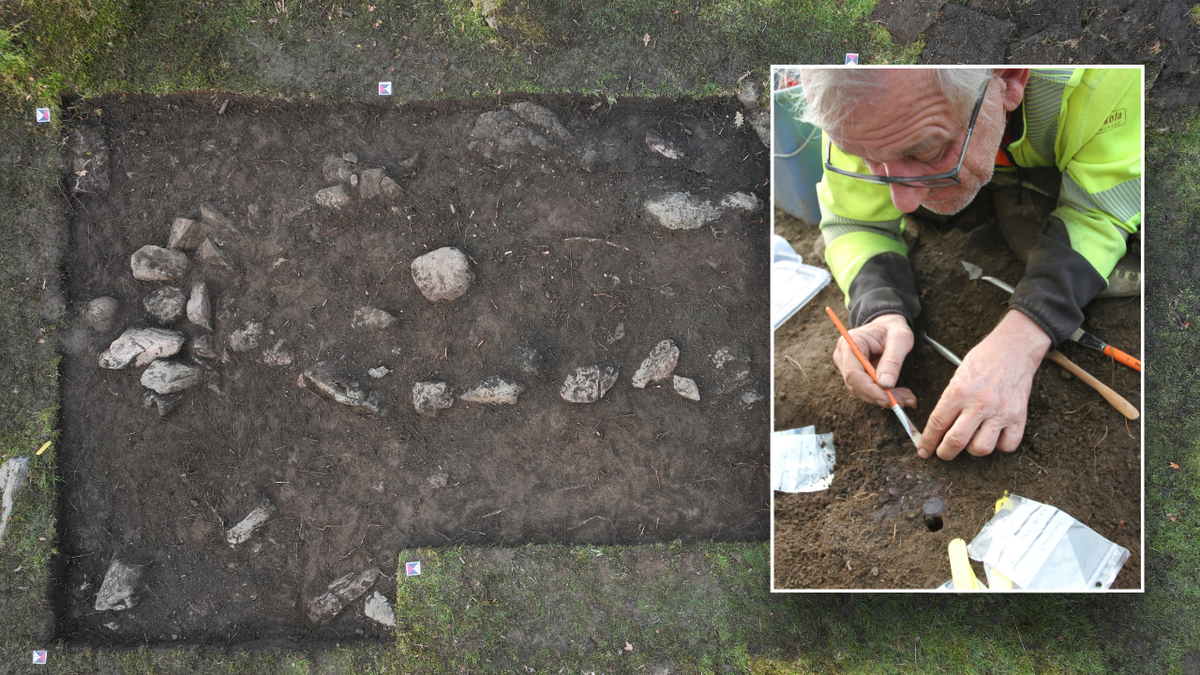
[460,376,524,405]
[262,339,294,366]
[143,286,186,323]
[368,366,391,379]
[199,202,239,239]
[468,109,556,164]
[187,282,212,330]
[352,306,396,329]
[323,154,356,183]
[95,559,143,611]
[99,328,186,369]
[131,245,189,282]
[918,3,1016,64]
[315,184,352,209]
[142,390,183,417]
[413,381,454,417]
[631,339,680,388]
[870,0,947,43]
[364,591,396,628]
[191,334,216,359]
[226,502,276,546]
[196,238,234,270]
[303,362,388,416]
[70,125,110,194]
[709,345,752,395]
[721,191,763,213]
[82,296,119,333]
[0,456,30,548]
[167,217,206,250]
[673,375,700,401]
[560,365,618,403]
[509,101,571,139]
[141,360,203,394]
[358,168,387,199]
[644,192,723,230]
[645,130,685,160]
[307,567,381,625]
[411,247,474,302]
[229,321,264,353]
[380,176,403,199]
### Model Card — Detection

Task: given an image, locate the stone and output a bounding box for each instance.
[645,130,685,160]
[560,365,618,403]
[412,381,454,417]
[262,339,293,366]
[70,126,110,194]
[315,184,352,209]
[367,366,391,379]
[199,202,239,239]
[644,192,723,230]
[306,567,381,625]
[196,238,233,270]
[143,390,182,417]
[918,3,1016,64]
[746,109,770,148]
[143,286,186,323]
[82,296,119,333]
[0,456,30,549]
[167,217,206,250]
[605,322,626,345]
[721,191,763,213]
[226,502,276,546]
[343,152,358,164]
[358,168,387,199]
[141,360,203,394]
[508,101,571,140]
[673,375,700,401]
[364,591,397,628]
[99,328,186,369]
[380,176,403,199]
[709,345,752,395]
[229,321,264,353]
[460,376,524,405]
[870,0,947,43]
[303,362,388,416]
[631,340,680,388]
[131,245,189,282]
[323,154,356,182]
[411,247,474,302]
[352,306,396,330]
[350,174,359,187]
[191,334,216,359]
[187,282,212,330]
[94,559,143,611]
[468,109,556,165]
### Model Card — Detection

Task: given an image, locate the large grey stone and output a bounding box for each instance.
[645,130,685,160]
[673,375,700,401]
[323,154,356,183]
[631,339,680,388]
[307,567,381,625]
[0,456,30,549]
[411,247,474,302]
[187,282,212,330]
[303,362,388,416]
[721,192,763,214]
[82,296,119,333]
[560,365,618,403]
[918,3,1016,64]
[167,217,206,250]
[141,360,203,394]
[315,184,352,209]
[870,0,947,43]
[460,376,524,405]
[229,321,264,353]
[226,502,276,546]
[143,286,186,323]
[99,328,186,369]
[131,245,189,282]
[468,109,556,164]
[352,306,396,330]
[143,390,182,417]
[509,101,571,140]
[196,238,234,271]
[413,381,454,417]
[364,591,396,628]
[95,559,143,611]
[199,202,239,238]
[358,168,387,199]
[644,192,723,231]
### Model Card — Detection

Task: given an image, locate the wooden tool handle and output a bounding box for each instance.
[1045,350,1139,420]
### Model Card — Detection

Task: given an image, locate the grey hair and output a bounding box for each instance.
[786,68,996,135]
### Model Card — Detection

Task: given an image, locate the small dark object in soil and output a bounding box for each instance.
[922,497,945,533]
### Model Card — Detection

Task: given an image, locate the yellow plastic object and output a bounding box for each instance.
[949,538,984,590]
[988,491,1015,590]
[35,441,51,456]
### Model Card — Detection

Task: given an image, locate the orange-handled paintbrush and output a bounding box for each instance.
[825,307,923,448]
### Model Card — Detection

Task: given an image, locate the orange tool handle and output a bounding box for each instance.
[824,306,900,408]
[1103,345,1142,372]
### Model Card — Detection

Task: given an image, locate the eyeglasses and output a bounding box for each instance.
[823,79,992,189]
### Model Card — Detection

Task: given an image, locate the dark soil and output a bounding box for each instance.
[55,94,769,644]
[772,210,1141,590]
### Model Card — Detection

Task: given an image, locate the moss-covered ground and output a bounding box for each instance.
[1,0,1195,672]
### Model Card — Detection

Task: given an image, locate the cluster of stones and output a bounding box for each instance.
[559,339,700,404]
[313,152,410,209]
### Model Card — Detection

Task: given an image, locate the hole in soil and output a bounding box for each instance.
[922,497,945,533]
[56,93,769,645]
[924,514,944,533]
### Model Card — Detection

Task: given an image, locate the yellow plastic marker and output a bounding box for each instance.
[986,492,1015,590]
[949,538,984,590]
[35,441,51,456]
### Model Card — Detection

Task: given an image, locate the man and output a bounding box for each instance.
[796,67,1141,461]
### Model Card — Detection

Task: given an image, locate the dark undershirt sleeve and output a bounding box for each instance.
[847,252,921,329]
[1008,217,1108,348]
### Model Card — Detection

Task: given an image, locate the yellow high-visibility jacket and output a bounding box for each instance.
[818,68,1141,346]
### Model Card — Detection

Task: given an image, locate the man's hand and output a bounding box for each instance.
[832,312,917,409]
[919,310,1051,460]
